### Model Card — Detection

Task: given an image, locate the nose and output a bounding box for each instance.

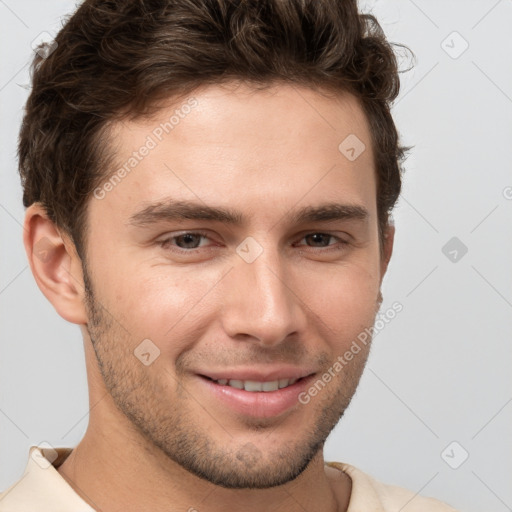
[220,244,307,347]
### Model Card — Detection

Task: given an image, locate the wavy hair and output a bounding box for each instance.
[18,0,411,259]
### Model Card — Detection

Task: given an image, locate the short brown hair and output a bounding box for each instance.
[18,0,410,260]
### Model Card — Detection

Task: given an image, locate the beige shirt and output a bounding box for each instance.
[0,446,459,511]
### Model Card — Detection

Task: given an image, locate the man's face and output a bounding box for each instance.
[82,82,390,488]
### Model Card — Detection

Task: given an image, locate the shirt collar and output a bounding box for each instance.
[0,445,96,512]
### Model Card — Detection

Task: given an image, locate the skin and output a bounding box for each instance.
[24,81,394,512]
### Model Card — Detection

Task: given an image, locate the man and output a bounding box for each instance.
[1,0,458,510]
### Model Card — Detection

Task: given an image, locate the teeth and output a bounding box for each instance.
[262,381,279,392]
[228,379,244,389]
[278,378,289,389]
[244,380,263,392]
[214,378,299,392]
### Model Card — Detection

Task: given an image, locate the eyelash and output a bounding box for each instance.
[157,231,349,254]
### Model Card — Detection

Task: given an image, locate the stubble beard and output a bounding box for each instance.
[82,266,371,489]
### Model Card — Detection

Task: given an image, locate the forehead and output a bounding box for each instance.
[93,82,376,228]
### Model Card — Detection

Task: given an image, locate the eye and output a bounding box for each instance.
[158,231,213,251]
[156,231,349,256]
[296,233,349,251]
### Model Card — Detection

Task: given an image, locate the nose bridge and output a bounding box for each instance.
[221,240,304,345]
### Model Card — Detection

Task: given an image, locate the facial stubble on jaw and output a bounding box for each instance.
[82,265,372,489]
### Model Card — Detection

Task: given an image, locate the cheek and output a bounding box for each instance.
[294,261,380,334]
[103,266,222,350]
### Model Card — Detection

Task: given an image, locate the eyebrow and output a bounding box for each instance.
[128,199,369,228]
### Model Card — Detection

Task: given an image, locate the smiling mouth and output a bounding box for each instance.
[201,375,309,392]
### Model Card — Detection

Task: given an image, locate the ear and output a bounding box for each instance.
[379,220,395,284]
[23,203,88,324]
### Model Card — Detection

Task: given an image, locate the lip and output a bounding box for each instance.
[197,372,317,419]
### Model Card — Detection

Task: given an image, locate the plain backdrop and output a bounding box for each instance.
[1,1,511,511]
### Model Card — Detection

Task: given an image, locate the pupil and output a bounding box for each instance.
[180,234,199,248]
[310,234,327,246]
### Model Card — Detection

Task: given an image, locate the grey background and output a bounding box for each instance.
[1,1,511,511]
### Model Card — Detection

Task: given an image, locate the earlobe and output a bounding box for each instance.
[23,203,88,325]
